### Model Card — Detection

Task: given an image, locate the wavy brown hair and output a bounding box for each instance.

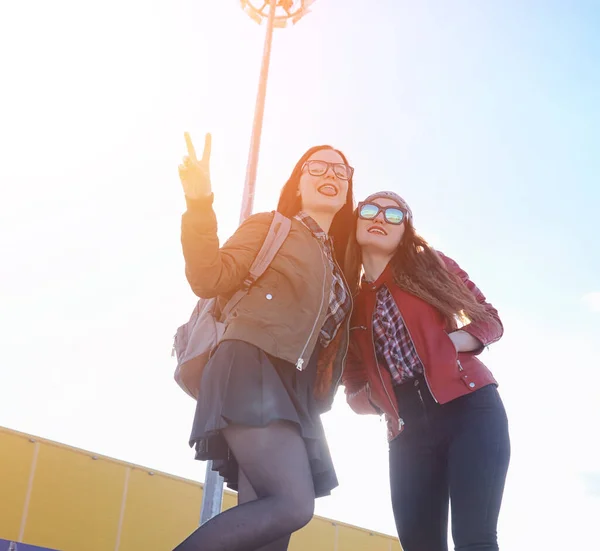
[347,213,494,330]
[277,145,355,277]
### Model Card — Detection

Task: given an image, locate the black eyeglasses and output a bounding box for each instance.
[302,160,354,181]
[358,202,407,225]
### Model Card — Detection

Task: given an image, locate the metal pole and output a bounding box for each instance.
[199,460,223,525]
[200,0,278,525]
[239,0,278,224]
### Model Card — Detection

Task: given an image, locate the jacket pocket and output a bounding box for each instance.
[456,355,496,392]
[365,382,384,415]
[442,331,459,362]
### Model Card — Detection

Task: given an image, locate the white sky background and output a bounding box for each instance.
[1,1,599,549]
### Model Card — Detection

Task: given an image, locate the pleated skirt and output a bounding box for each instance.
[189,339,338,498]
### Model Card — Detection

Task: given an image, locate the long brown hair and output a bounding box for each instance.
[347,213,494,330]
[277,145,355,273]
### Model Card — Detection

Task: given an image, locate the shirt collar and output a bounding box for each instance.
[294,211,329,242]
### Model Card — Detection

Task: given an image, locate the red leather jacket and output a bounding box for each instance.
[342,252,503,441]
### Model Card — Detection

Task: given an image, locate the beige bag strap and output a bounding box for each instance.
[221,212,291,321]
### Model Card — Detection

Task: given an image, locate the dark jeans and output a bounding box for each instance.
[389,377,510,551]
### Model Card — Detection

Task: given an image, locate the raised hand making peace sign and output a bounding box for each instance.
[179,132,212,199]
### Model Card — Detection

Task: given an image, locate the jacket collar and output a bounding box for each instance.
[361,262,395,293]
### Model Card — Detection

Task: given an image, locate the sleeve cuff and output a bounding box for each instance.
[185,193,214,212]
[460,325,486,355]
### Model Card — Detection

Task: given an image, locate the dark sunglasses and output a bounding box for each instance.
[302,160,354,181]
[358,202,407,225]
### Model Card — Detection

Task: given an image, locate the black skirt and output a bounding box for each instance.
[188,340,338,498]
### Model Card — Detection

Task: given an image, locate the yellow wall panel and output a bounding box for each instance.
[118,468,201,551]
[22,444,125,551]
[0,431,35,541]
[1,427,401,551]
[338,524,394,551]
[290,517,337,551]
[221,489,238,511]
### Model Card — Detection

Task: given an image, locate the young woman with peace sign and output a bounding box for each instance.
[174,132,356,551]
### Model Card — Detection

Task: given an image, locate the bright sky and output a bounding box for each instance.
[1,0,599,548]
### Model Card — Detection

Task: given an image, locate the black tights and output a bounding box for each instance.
[174,421,315,551]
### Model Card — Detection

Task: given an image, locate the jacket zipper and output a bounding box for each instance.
[328,313,351,400]
[296,244,328,370]
[370,315,403,431]
[394,300,439,404]
[444,331,464,373]
[414,379,425,406]
[330,257,354,393]
[413,379,430,425]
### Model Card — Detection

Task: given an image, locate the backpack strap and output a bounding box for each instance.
[221,212,291,321]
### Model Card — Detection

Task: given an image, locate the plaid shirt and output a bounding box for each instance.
[295,212,351,348]
[372,284,424,385]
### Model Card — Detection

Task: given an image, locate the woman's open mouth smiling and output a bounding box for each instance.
[367,225,387,235]
[318,183,338,197]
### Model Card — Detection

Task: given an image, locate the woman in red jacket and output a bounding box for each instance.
[343,191,510,551]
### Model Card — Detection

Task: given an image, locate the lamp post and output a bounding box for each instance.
[199,0,317,525]
[238,0,317,224]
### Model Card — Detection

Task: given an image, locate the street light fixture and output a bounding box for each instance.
[199,0,318,526]
[241,0,315,28]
